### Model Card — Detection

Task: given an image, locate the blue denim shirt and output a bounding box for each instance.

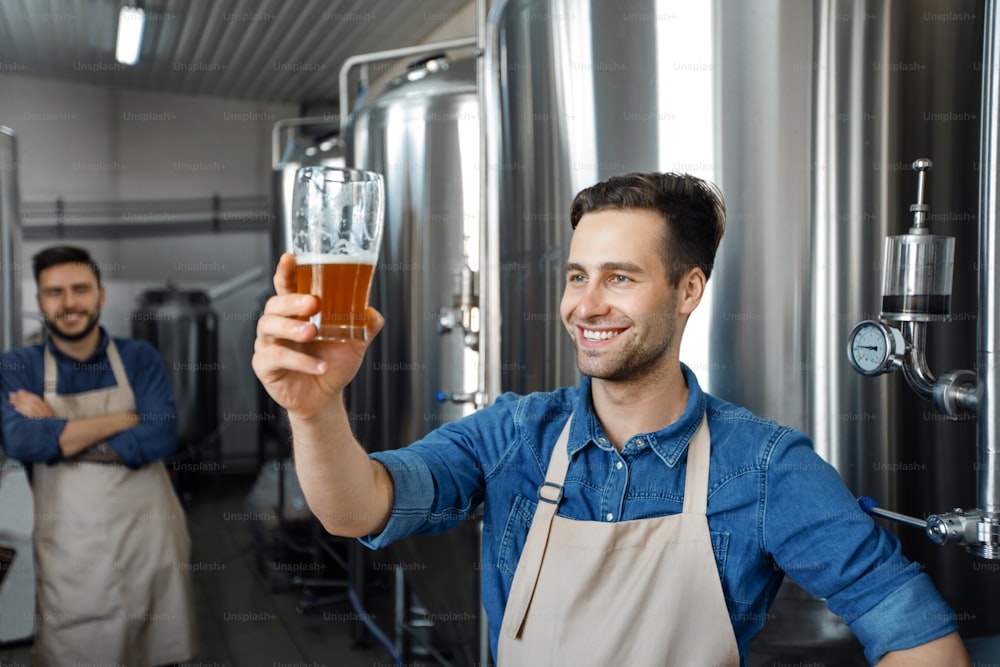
[361,364,957,664]
[0,329,179,468]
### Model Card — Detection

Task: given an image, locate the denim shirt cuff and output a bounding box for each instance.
[847,571,959,664]
[358,450,436,550]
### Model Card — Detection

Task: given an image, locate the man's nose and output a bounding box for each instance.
[61,291,82,310]
[576,283,609,319]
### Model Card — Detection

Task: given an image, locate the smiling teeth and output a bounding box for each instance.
[583,329,619,341]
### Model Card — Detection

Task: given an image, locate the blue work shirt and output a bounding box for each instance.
[361,364,957,664]
[0,328,178,468]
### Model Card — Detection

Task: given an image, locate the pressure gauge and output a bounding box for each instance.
[847,320,905,376]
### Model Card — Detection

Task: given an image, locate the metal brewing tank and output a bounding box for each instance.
[131,286,219,449]
[488,0,999,657]
[345,55,482,663]
[711,0,1000,641]
[0,127,22,354]
[493,0,667,395]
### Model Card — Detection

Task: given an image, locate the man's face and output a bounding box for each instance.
[36,262,105,343]
[560,209,683,383]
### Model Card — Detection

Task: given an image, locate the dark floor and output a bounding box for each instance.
[3,471,1000,667]
[0,472,405,667]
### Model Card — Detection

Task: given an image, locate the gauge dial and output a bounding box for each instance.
[847,320,903,376]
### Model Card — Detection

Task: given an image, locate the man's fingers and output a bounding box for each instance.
[256,311,320,346]
[252,342,328,378]
[273,253,298,296]
[262,293,320,318]
[365,307,385,339]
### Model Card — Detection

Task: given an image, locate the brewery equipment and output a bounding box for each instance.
[846,0,1000,566]
[131,286,220,469]
[846,160,972,414]
[0,126,22,354]
[0,125,34,647]
[344,52,483,664]
[711,0,998,643]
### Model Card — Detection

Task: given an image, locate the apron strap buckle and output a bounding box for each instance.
[537,481,563,505]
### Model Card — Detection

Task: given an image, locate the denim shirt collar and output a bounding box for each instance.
[44,326,111,365]
[567,363,707,468]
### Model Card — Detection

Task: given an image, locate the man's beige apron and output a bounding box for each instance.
[498,414,741,666]
[31,341,196,666]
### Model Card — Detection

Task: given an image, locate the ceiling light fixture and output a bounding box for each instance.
[115,5,146,66]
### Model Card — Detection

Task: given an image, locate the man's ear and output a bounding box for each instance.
[678,267,706,316]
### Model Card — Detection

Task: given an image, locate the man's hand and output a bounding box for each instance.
[251,253,393,537]
[252,253,384,421]
[8,390,55,419]
[9,390,140,457]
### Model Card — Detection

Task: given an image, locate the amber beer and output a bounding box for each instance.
[289,166,384,340]
[295,254,376,341]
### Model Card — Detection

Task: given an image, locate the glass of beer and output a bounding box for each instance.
[289,166,384,342]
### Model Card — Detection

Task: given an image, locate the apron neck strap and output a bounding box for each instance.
[42,338,132,399]
[42,345,58,397]
[681,414,711,515]
[540,412,712,514]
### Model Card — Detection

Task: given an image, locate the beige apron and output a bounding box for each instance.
[498,413,741,666]
[31,341,196,666]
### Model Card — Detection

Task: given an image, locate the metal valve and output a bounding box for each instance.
[849,157,976,420]
[437,238,480,351]
[436,390,487,407]
[909,158,932,232]
[926,510,1000,559]
[859,496,1000,559]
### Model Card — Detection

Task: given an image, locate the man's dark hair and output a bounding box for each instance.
[32,245,102,286]
[569,172,726,285]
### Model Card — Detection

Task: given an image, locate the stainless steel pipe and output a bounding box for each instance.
[979,0,1000,517]
[0,126,22,353]
[337,36,479,138]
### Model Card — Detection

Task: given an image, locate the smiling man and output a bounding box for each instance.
[253,172,970,666]
[0,245,196,666]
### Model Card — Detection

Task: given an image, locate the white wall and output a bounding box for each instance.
[2,73,293,201]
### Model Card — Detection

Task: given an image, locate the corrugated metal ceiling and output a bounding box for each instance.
[0,0,475,104]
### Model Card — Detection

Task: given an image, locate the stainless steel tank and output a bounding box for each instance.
[711,0,999,641]
[493,0,670,394]
[0,127,22,354]
[131,286,219,449]
[345,55,482,664]
[488,0,998,659]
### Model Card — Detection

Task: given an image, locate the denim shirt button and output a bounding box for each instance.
[636,438,645,447]
[615,461,623,470]
[605,513,614,521]
[598,437,607,444]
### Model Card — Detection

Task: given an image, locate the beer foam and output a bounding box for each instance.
[295,252,376,265]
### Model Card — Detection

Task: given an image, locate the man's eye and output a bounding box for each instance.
[611,275,631,284]
[568,274,586,283]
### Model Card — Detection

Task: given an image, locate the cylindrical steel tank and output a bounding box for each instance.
[131,286,219,448]
[493,0,669,395]
[345,55,482,664]
[488,0,999,659]
[712,0,999,640]
[0,127,22,354]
